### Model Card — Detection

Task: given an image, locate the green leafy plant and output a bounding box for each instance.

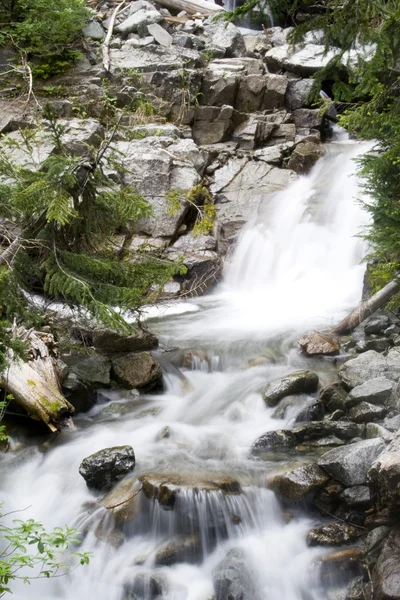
[167,185,216,235]
[0,503,90,597]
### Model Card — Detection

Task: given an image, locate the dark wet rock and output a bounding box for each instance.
[154,534,202,566]
[262,370,319,407]
[319,382,348,412]
[368,432,400,512]
[251,429,297,454]
[372,528,400,600]
[365,337,392,353]
[362,526,390,569]
[288,142,325,175]
[341,485,371,507]
[79,446,135,491]
[347,377,394,407]
[346,576,366,600]
[298,330,340,356]
[364,315,391,336]
[314,481,344,514]
[140,472,242,509]
[348,402,387,423]
[213,548,260,600]
[339,350,400,389]
[123,572,166,600]
[61,372,96,413]
[318,438,385,486]
[65,355,111,386]
[293,421,364,442]
[92,329,158,353]
[268,463,329,501]
[102,477,142,527]
[295,401,325,422]
[307,523,364,547]
[302,436,345,448]
[111,352,162,390]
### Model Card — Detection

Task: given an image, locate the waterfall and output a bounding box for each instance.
[0,134,371,600]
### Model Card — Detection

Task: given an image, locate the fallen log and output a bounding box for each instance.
[154,0,224,15]
[0,330,74,432]
[330,275,400,336]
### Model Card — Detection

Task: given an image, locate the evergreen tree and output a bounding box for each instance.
[0,105,185,367]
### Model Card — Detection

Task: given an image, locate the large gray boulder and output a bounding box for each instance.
[251,429,297,454]
[268,463,329,501]
[348,401,386,423]
[318,438,385,486]
[92,329,158,353]
[347,377,394,407]
[262,370,319,407]
[307,523,364,546]
[192,105,234,145]
[205,22,246,58]
[294,421,364,442]
[65,355,111,386]
[372,529,400,600]
[265,43,338,76]
[339,350,400,389]
[288,141,324,174]
[213,548,261,600]
[79,446,135,490]
[285,78,313,111]
[368,432,400,512]
[111,352,162,389]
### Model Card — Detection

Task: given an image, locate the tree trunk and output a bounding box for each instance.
[1,331,74,432]
[154,0,224,15]
[330,276,400,335]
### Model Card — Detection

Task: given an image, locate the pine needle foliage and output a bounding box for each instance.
[0,104,184,338]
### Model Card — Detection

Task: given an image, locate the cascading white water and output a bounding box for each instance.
[0,134,372,600]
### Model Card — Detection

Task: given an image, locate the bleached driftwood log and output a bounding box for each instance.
[0,329,74,432]
[153,0,224,15]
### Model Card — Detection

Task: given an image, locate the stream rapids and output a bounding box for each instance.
[0,133,372,600]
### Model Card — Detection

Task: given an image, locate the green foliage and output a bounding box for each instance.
[167,185,216,235]
[0,104,183,336]
[0,503,90,597]
[0,0,89,56]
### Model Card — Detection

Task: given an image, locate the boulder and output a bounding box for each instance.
[192,105,234,145]
[348,402,387,423]
[147,23,173,46]
[307,523,364,546]
[265,43,338,77]
[339,350,400,389]
[294,401,325,422]
[285,78,313,111]
[83,20,106,40]
[111,352,162,390]
[299,331,340,356]
[347,377,394,407]
[141,472,242,509]
[251,429,297,454]
[102,477,142,526]
[362,526,391,569]
[318,438,385,486]
[368,432,400,512]
[292,108,323,130]
[92,329,158,353]
[61,372,96,413]
[294,421,364,442]
[154,534,202,565]
[200,69,239,107]
[213,548,260,600]
[319,382,348,412]
[206,22,246,58]
[288,142,324,174]
[261,74,288,110]
[123,573,166,600]
[341,485,372,507]
[262,370,319,407]
[364,314,391,336]
[65,355,111,386]
[373,528,400,600]
[235,74,267,113]
[268,463,329,501]
[115,6,163,35]
[79,446,135,491]
[366,423,393,442]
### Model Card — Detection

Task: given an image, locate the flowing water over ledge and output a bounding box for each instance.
[0,134,373,600]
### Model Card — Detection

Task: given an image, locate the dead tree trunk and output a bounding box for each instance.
[1,330,74,432]
[154,0,224,15]
[330,276,400,335]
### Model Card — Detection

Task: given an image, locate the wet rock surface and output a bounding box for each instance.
[79,446,136,491]
[213,548,261,600]
[268,463,329,501]
[307,523,364,546]
[318,438,385,486]
[262,370,319,407]
[111,352,162,389]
